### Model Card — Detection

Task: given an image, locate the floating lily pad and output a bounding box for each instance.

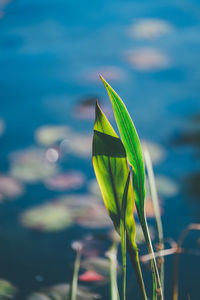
[0,175,24,201]
[127,19,173,39]
[35,125,71,147]
[156,175,179,197]
[79,270,104,282]
[76,205,112,229]
[10,148,59,183]
[80,236,105,258]
[26,284,101,300]
[27,294,49,300]
[81,257,111,278]
[0,279,17,299]
[60,134,92,158]
[44,171,85,191]
[125,48,170,71]
[20,203,73,232]
[59,194,112,229]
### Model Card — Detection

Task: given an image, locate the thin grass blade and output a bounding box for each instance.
[143,144,164,296]
[69,245,82,300]
[120,172,130,300]
[106,241,120,300]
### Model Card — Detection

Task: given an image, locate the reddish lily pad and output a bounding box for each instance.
[79,270,104,282]
[44,171,85,191]
[9,148,59,183]
[125,48,170,71]
[0,175,24,201]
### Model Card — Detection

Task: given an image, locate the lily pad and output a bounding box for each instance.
[125,48,170,71]
[10,148,59,183]
[76,205,112,229]
[0,175,24,201]
[127,19,173,39]
[44,171,85,191]
[79,270,104,282]
[81,257,111,278]
[20,203,73,232]
[59,194,112,229]
[60,134,92,158]
[26,284,101,300]
[35,125,71,146]
[0,279,17,299]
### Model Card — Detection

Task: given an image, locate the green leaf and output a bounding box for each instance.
[99,75,145,218]
[92,103,148,300]
[92,102,136,246]
[100,77,163,300]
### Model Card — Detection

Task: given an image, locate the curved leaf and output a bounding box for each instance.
[92,103,147,300]
[99,75,145,218]
[100,77,163,300]
[92,102,136,246]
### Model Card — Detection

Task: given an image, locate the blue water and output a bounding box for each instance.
[1,0,200,299]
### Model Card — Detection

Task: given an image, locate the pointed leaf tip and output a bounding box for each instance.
[99,77,146,217]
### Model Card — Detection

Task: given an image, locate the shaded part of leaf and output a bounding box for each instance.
[93,131,126,158]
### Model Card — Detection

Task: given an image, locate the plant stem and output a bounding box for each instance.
[120,222,126,300]
[69,246,81,300]
[127,239,148,300]
[140,213,164,300]
[106,241,120,300]
[143,146,164,296]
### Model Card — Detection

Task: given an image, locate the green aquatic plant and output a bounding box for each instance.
[143,144,164,293]
[92,77,164,300]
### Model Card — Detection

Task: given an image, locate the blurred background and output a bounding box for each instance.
[0,0,200,299]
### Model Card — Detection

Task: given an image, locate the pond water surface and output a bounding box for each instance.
[0,0,200,299]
